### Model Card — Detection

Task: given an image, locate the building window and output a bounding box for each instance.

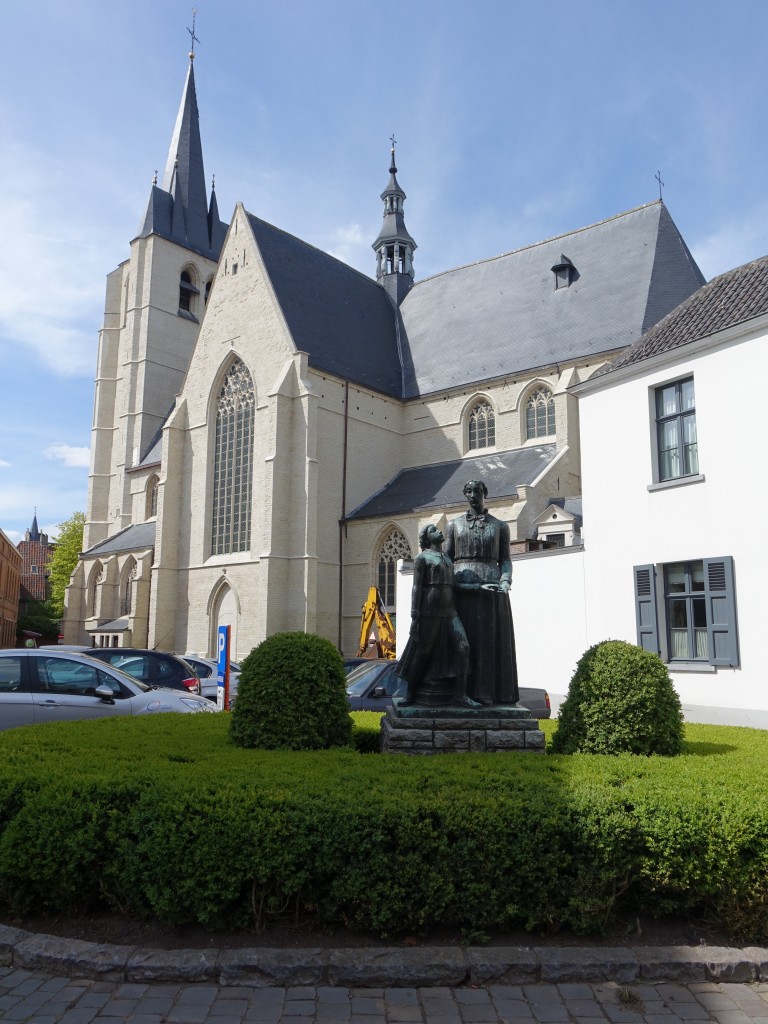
[146,476,159,519]
[377,528,412,611]
[121,562,136,616]
[633,557,739,667]
[211,359,255,556]
[30,565,38,574]
[526,386,555,438]
[656,377,697,481]
[179,270,199,314]
[468,399,495,450]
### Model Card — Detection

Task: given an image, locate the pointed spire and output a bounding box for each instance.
[28,511,40,543]
[136,43,227,259]
[372,137,417,306]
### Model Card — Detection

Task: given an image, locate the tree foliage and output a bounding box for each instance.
[48,511,85,617]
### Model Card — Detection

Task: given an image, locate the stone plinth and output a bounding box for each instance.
[380,701,546,755]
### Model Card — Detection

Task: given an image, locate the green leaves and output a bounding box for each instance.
[1,715,768,941]
[551,641,684,756]
[230,632,353,751]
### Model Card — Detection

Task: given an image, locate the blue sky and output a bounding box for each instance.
[2,0,767,544]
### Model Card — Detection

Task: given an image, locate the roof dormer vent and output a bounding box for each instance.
[551,254,576,290]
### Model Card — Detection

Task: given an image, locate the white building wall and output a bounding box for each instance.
[578,323,768,721]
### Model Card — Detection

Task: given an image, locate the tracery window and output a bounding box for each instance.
[146,476,159,519]
[468,399,495,450]
[526,386,555,438]
[377,528,412,610]
[121,562,137,616]
[211,359,255,555]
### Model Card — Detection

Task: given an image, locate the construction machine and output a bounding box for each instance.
[357,586,397,659]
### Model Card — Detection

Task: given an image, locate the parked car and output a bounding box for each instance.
[0,649,217,731]
[345,659,551,717]
[86,648,202,696]
[181,654,241,703]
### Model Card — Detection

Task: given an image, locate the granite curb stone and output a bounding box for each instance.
[1,926,767,987]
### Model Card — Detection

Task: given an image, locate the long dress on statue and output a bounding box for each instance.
[396,550,468,693]
[444,510,519,705]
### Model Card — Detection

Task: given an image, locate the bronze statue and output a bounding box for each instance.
[444,480,519,706]
[396,523,478,708]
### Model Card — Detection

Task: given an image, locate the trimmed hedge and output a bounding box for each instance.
[551,640,684,756]
[0,715,767,940]
[230,632,352,750]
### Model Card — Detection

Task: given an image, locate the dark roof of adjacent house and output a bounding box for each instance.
[542,496,583,528]
[604,252,768,373]
[248,214,403,397]
[84,522,156,557]
[345,445,559,520]
[398,201,704,397]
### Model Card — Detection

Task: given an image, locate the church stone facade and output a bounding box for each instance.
[63,55,705,661]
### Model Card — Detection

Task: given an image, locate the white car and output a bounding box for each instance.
[181,654,241,703]
[0,649,218,731]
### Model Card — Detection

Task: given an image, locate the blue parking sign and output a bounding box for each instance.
[217,625,231,710]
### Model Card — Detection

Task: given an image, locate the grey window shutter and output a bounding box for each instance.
[633,564,659,654]
[704,556,739,667]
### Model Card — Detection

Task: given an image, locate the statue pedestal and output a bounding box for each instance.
[380,701,546,755]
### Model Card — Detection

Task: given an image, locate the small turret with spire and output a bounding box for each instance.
[372,137,417,306]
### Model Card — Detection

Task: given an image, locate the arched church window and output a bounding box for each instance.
[211,359,255,555]
[121,561,137,616]
[146,476,159,519]
[178,269,199,314]
[526,386,555,438]
[468,399,495,450]
[377,528,412,611]
[205,278,213,305]
[88,563,103,617]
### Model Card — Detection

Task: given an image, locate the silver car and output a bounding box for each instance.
[0,649,218,731]
[181,654,241,703]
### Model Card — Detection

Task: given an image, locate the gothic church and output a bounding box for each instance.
[63,54,705,659]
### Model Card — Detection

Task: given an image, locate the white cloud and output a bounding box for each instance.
[0,459,10,468]
[691,204,768,280]
[44,444,91,469]
[325,222,368,271]
[0,139,119,376]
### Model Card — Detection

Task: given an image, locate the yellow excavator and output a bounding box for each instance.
[357,586,397,659]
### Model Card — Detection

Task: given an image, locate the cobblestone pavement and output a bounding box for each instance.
[3,969,768,1024]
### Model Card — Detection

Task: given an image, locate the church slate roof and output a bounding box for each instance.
[398,202,705,398]
[603,252,768,373]
[84,522,156,557]
[247,214,403,396]
[137,61,227,260]
[345,444,559,520]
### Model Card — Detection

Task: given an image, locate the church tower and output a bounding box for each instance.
[372,139,417,307]
[85,46,226,551]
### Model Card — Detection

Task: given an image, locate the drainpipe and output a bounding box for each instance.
[337,380,350,650]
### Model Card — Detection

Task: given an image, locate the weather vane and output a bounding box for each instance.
[655,170,665,202]
[187,8,200,58]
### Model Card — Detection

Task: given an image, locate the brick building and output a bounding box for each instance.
[63,51,705,658]
[18,513,53,607]
[0,528,21,647]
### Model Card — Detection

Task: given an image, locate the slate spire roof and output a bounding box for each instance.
[28,512,40,543]
[137,57,227,259]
